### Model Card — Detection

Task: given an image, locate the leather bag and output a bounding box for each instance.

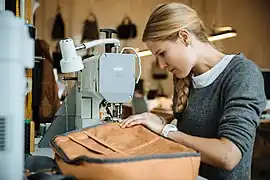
[117,16,137,39]
[51,122,201,180]
[81,13,99,43]
[51,11,65,40]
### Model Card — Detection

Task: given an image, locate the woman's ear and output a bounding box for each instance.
[178,29,191,46]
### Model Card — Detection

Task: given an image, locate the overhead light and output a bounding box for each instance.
[214,26,234,32]
[208,26,237,42]
[138,26,237,57]
[208,31,237,42]
[137,50,152,57]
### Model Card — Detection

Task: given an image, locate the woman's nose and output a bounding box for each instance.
[158,58,168,69]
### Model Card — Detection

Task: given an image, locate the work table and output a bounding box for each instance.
[123,104,270,124]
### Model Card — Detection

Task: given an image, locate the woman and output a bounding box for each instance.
[120,3,266,180]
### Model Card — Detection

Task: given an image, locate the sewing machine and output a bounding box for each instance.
[59,29,141,128]
[38,29,141,147]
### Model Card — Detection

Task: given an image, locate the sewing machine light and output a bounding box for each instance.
[59,38,84,73]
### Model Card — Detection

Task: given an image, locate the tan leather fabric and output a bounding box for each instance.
[51,122,201,180]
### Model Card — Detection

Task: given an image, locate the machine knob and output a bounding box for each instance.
[100,28,118,39]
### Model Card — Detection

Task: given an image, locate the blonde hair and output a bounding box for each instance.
[142,3,211,113]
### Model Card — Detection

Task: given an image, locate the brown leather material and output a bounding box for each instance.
[51,122,201,180]
[35,39,60,122]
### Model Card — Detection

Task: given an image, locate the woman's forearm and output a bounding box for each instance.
[167,131,242,171]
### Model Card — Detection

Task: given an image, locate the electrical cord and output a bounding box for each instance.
[120,47,142,84]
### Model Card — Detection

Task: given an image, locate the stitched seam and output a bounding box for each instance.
[130,137,160,151]
[83,131,130,156]
[66,134,109,155]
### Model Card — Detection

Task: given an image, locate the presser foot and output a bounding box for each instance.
[102,117,123,123]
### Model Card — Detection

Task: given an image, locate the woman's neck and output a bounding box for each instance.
[191,42,225,76]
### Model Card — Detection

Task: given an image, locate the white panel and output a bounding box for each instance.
[0,0,4,11]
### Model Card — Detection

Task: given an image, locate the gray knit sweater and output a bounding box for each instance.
[174,54,266,180]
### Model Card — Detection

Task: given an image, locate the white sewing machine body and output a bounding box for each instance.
[52,29,142,130]
[75,53,136,128]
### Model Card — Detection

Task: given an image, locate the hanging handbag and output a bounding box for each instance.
[51,122,201,180]
[81,13,99,43]
[117,16,137,39]
[51,7,65,40]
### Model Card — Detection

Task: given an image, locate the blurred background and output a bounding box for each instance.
[32,2,270,179]
[34,0,270,98]
[4,0,269,178]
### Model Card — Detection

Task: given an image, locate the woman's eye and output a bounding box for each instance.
[159,52,165,57]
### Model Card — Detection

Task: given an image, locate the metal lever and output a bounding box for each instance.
[100,28,118,53]
[62,77,78,81]
[100,28,118,38]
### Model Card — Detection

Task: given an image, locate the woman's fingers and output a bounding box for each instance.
[126,119,147,128]
[120,114,145,128]
[120,115,140,128]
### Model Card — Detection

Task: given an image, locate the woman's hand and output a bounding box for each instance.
[120,112,166,134]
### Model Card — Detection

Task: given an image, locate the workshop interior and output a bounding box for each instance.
[0,0,270,179]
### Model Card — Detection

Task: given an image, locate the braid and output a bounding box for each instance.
[172,74,191,113]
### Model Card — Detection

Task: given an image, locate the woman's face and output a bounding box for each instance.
[146,36,197,78]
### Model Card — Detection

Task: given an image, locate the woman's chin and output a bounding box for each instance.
[174,71,189,79]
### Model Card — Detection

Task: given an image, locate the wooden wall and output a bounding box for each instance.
[34,0,270,96]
